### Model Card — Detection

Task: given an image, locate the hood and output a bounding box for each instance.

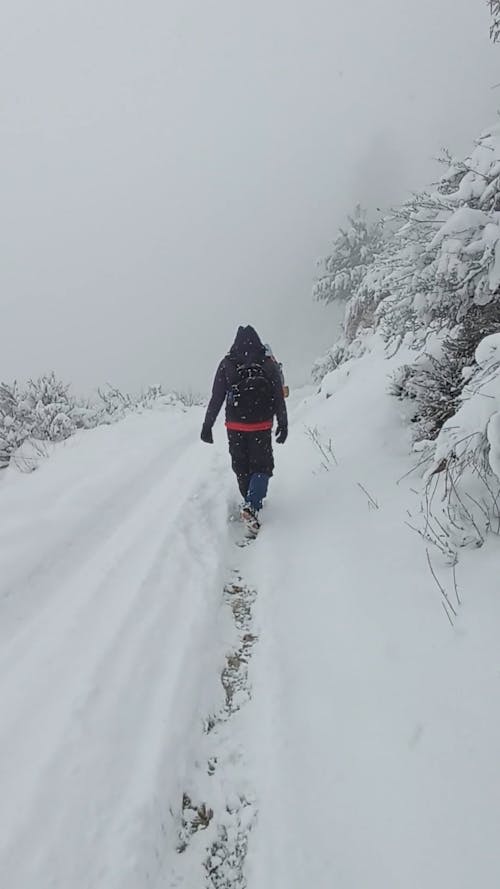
[228,325,266,361]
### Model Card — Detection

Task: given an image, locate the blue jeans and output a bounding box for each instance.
[246,472,269,511]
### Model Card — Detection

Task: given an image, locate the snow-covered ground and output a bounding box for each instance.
[0,407,230,888]
[1,348,500,888]
[245,343,500,888]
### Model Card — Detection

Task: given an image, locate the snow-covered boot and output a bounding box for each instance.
[240,504,261,537]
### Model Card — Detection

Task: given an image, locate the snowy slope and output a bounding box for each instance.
[244,343,500,889]
[1,354,500,888]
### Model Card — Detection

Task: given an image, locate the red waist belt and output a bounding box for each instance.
[225,420,273,432]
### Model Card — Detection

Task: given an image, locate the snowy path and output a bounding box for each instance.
[0,409,232,889]
[2,356,500,889]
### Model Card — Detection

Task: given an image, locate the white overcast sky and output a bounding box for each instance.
[1,0,499,393]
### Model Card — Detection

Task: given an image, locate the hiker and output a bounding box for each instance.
[200,325,288,527]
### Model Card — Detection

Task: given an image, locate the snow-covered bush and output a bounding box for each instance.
[173,389,205,407]
[0,374,195,471]
[0,374,84,469]
[408,333,500,561]
[136,385,203,410]
[97,386,133,422]
[390,302,500,441]
[392,348,468,442]
[96,384,201,421]
[433,333,500,479]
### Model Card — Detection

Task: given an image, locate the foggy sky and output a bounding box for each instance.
[2,0,499,394]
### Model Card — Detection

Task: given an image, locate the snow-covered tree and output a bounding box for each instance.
[312,116,500,553]
[311,207,387,379]
[311,343,347,383]
[377,127,500,449]
[314,126,500,382]
[383,133,500,345]
[313,205,384,304]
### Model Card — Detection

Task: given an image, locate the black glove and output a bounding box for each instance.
[200,423,213,444]
[275,424,288,444]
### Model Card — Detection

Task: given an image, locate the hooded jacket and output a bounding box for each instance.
[203,325,287,432]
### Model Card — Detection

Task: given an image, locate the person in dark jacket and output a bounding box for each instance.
[201,325,288,524]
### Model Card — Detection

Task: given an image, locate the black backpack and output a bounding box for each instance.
[226,359,274,423]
